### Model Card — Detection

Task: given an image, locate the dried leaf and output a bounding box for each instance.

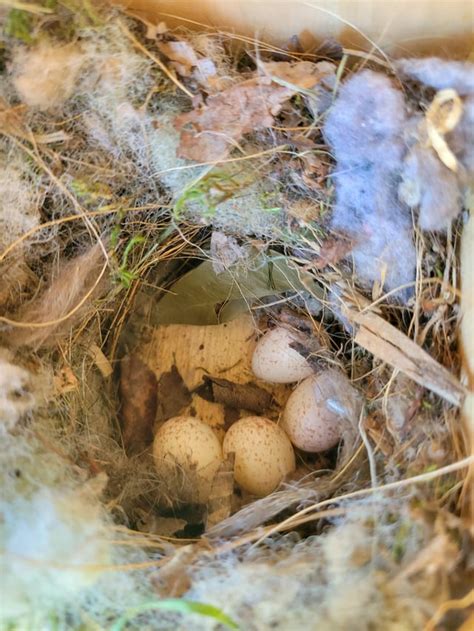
[157,39,217,88]
[206,454,235,530]
[0,99,27,137]
[223,407,240,430]
[157,40,199,76]
[175,61,332,161]
[314,38,344,60]
[175,82,287,161]
[195,376,273,414]
[260,60,334,90]
[300,151,330,191]
[156,251,323,326]
[156,365,192,423]
[120,355,157,455]
[88,343,113,378]
[287,199,321,223]
[207,483,322,538]
[53,365,79,394]
[144,21,167,39]
[312,237,353,269]
[152,544,198,597]
[136,510,186,536]
[210,231,246,274]
[207,445,364,538]
[383,373,422,441]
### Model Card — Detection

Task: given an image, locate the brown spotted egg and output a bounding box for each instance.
[282,369,361,452]
[223,416,295,496]
[153,416,223,501]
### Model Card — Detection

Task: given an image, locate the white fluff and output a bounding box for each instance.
[0,161,40,250]
[0,356,35,430]
[1,487,110,622]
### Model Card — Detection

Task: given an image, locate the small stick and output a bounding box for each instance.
[344,302,466,407]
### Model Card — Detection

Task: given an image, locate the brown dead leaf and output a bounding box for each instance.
[144,21,167,39]
[88,343,113,378]
[210,231,246,274]
[312,237,353,269]
[120,355,157,455]
[157,40,199,76]
[175,61,332,162]
[364,414,393,457]
[195,376,273,414]
[53,365,79,394]
[0,99,27,137]
[156,365,192,423]
[152,544,197,597]
[260,60,332,90]
[270,35,303,61]
[175,81,288,161]
[152,541,212,597]
[287,199,321,223]
[300,152,330,191]
[223,407,240,430]
[206,454,235,530]
[136,509,186,536]
[157,39,217,88]
[314,38,344,60]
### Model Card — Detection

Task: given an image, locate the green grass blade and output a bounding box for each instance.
[110,598,238,631]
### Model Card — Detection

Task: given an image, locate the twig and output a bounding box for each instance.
[249,456,473,549]
[423,590,474,631]
[338,286,467,407]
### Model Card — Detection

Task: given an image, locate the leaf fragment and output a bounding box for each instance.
[175,61,334,161]
[156,365,192,423]
[156,252,322,326]
[119,355,157,455]
[195,376,273,414]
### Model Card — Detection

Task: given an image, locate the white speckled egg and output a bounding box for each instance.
[153,416,223,501]
[252,327,314,383]
[282,369,361,452]
[223,416,295,496]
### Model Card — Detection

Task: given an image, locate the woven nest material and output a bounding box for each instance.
[0,3,473,630]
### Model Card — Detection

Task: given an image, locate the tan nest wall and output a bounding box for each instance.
[117,0,474,56]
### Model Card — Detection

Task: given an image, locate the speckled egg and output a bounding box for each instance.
[251,327,315,383]
[282,369,361,452]
[153,416,223,501]
[223,416,295,496]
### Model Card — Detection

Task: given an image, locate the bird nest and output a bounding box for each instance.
[0,3,472,630]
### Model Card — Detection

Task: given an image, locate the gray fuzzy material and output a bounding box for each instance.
[399,96,474,231]
[324,70,416,300]
[399,145,461,231]
[396,57,474,96]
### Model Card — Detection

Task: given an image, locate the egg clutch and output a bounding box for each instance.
[152,326,362,499]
